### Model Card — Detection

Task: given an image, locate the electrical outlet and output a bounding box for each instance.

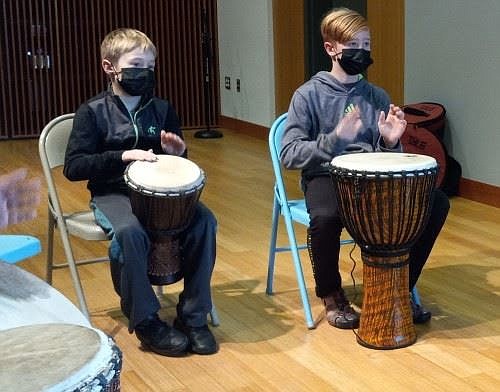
[236,78,240,92]
[225,76,231,90]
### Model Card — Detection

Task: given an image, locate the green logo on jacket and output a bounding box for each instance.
[147,126,157,135]
[344,103,356,114]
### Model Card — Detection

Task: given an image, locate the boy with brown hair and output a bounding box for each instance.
[280,8,449,329]
[64,28,218,356]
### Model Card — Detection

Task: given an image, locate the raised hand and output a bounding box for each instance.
[378,104,407,148]
[161,130,186,156]
[0,168,41,229]
[333,105,364,142]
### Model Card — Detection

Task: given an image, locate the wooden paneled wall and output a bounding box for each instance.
[366,0,404,105]
[273,0,404,114]
[0,0,218,139]
[273,0,305,116]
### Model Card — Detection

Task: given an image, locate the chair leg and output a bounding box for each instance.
[266,197,280,295]
[209,304,220,327]
[155,285,164,297]
[411,286,422,306]
[58,224,90,320]
[46,210,55,285]
[283,215,315,329]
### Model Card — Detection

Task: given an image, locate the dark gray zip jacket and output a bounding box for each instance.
[280,71,401,179]
[64,89,185,196]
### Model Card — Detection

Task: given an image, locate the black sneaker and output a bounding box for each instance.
[174,318,219,355]
[410,298,432,324]
[135,314,189,357]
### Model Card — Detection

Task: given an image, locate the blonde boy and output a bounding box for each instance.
[65,28,218,356]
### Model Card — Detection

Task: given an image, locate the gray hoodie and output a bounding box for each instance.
[280,71,401,178]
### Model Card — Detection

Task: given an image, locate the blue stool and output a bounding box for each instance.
[0,235,41,264]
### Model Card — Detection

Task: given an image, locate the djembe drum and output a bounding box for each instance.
[329,152,437,349]
[0,324,122,392]
[125,155,205,285]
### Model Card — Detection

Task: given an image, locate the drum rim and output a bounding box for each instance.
[330,152,437,176]
[124,155,206,195]
[329,166,439,178]
[51,325,119,392]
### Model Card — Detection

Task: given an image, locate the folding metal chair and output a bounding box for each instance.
[39,113,109,320]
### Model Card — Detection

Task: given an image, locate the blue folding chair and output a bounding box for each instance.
[267,113,421,329]
[267,113,355,329]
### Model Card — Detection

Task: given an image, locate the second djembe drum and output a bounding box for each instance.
[329,152,437,349]
[125,155,205,285]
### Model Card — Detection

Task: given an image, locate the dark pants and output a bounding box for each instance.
[91,193,217,332]
[303,175,449,298]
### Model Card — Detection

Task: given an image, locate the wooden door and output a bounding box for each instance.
[1,0,53,138]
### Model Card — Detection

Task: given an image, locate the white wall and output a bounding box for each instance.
[217,0,275,127]
[216,0,499,187]
[405,0,500,186]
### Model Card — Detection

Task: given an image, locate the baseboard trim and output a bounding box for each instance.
[219,116,269,140]
[458,178,500,208]
[220,115,499,208]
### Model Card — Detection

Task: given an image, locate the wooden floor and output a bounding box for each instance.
[1,129,500,392]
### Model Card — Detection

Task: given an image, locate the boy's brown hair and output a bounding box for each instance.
[100,28,157,63]
[320,7,369,44]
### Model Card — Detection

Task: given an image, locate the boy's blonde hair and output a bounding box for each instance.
[320,7,368,44]
[100,28,157,63]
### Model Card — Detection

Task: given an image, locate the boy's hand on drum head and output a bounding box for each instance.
[161,130,186,156]
[122,149,158,162]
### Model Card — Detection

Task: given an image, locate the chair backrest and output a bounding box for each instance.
[268,113,290,205]
[39,113,74,170]
[38,114,77,220]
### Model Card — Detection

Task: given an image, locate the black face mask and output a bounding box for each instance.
[337,49,373,75]
[116,67,155,96]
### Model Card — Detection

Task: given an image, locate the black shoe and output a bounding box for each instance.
[410,299,432,324]
[323,289,360,329]
[174,318,219,355]
[135,314,189,357]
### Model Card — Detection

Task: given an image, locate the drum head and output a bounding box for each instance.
[331,152,437,173]
[125,155,204,194]
[0,324,117,392]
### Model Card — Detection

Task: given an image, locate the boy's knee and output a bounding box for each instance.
[194,204,217,230]
[311,213,342,234]
[115,221,148,243]
[432,189,450,218]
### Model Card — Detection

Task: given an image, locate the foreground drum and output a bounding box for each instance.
[0,261,90,331]
[0,324,121,392]
[125,155,205,285]
[330,152,437,349]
